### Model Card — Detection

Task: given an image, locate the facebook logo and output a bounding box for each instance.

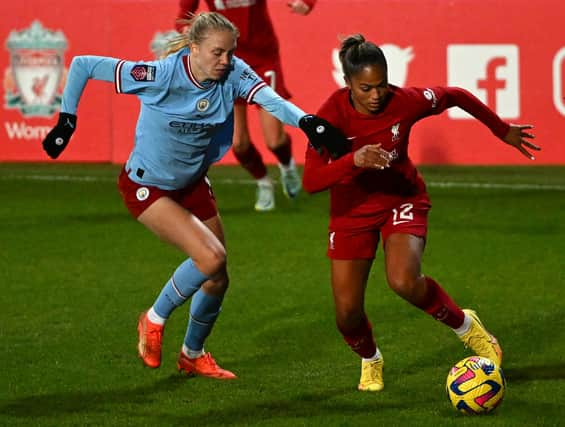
[447,45,519,119]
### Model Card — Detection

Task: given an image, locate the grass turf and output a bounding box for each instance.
[0,163,564,426]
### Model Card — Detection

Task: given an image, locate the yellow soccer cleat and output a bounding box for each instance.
[358,357,384,392]
[460,309,503,366]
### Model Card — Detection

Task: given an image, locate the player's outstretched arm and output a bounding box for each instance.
[502,124,540,160]
[41,55,121,159]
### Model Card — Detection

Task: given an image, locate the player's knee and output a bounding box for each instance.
[387,272,419,299]
[335,307,364,333]
[194,246,227,277]
[232,137,251,153]
[265,131,288,150]
[203,269,230,295]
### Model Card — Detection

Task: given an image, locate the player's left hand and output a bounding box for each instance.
[42,112,77,159]
[503,124,540,160]
[287,0,312,15]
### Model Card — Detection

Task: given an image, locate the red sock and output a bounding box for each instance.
[270,133,292,166]
[419,277,465,328]
[338,315,377,359]
[233,143,267,179]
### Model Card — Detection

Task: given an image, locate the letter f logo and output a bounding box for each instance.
[447,44,519,119]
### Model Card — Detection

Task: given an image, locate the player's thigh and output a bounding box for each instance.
[383,233,425,284]
[331,259,373,315]
[138,197,225,273]
[232,103,251,149]
[202,214,226,247]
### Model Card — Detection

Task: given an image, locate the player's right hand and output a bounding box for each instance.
[353,144,392,170]
[42,112,77,159]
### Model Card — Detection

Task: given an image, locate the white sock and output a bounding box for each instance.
[453,312,473,336]
[182,344,205,359]
[257,175,272,186]
[278,158,296,172]
[147,306,166,325]
[362,348,383,362]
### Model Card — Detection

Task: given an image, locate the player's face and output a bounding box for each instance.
[190,30,236,81]
[346,64,390,115]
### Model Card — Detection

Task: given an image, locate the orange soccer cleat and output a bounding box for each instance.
[177,351,237,380]
[137,311,164,369]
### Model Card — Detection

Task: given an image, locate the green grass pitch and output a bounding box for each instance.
[1,163,564,426]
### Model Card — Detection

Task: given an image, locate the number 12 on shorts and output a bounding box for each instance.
[392,203,414,225]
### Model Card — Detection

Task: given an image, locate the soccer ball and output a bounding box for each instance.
[446,356,506,414]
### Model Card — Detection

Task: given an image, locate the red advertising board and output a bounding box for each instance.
[1,0,564,164]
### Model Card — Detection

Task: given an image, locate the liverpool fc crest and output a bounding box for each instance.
[4,21,68,117]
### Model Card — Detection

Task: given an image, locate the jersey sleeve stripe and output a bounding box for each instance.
[115,60,126,93]
[246,81,268,104]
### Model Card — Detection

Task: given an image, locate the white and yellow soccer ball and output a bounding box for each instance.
[446,356,506,415]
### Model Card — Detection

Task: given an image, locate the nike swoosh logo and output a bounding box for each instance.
[346,136,358,140]
[392,220,411,226]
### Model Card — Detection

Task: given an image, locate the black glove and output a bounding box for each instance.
[42,112,77,159]
[299,114,350,159]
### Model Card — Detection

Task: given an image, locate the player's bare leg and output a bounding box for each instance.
[331,259,383,391]
[258,108,301,199]
[136,198,231,372]
[232,104,274,211]
[384,233,501,365]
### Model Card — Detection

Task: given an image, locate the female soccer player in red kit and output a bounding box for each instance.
[302,34,540,392]
[177,0,316,211]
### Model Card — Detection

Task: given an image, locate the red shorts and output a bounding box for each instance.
[327,197,431,260]
[236,58,291,106]
[117,168,218,220]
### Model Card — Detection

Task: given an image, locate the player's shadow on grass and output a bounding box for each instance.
[504,363,565,382]
[0,375,404,425]
[0,374,186,419]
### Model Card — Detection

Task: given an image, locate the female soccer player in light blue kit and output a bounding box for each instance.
[42,12,328,379]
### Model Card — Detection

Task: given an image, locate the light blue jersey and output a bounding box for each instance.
[61,48,306,189]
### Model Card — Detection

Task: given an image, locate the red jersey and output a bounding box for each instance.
[303,85,510,231]
[176,0,316,69]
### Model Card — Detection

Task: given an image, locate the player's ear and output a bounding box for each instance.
[189,42,199,55]
[343,75,351,89]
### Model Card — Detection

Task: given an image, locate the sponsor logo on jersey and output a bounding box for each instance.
[197,98,210,112]
[240,69,255,81]
[169,120,215,134]
[3,20,68,117]
[423,88,438,108]
[447,44,519,119]
[131,65,156,82]
[391,123,400,141]
[136,187,150,201]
